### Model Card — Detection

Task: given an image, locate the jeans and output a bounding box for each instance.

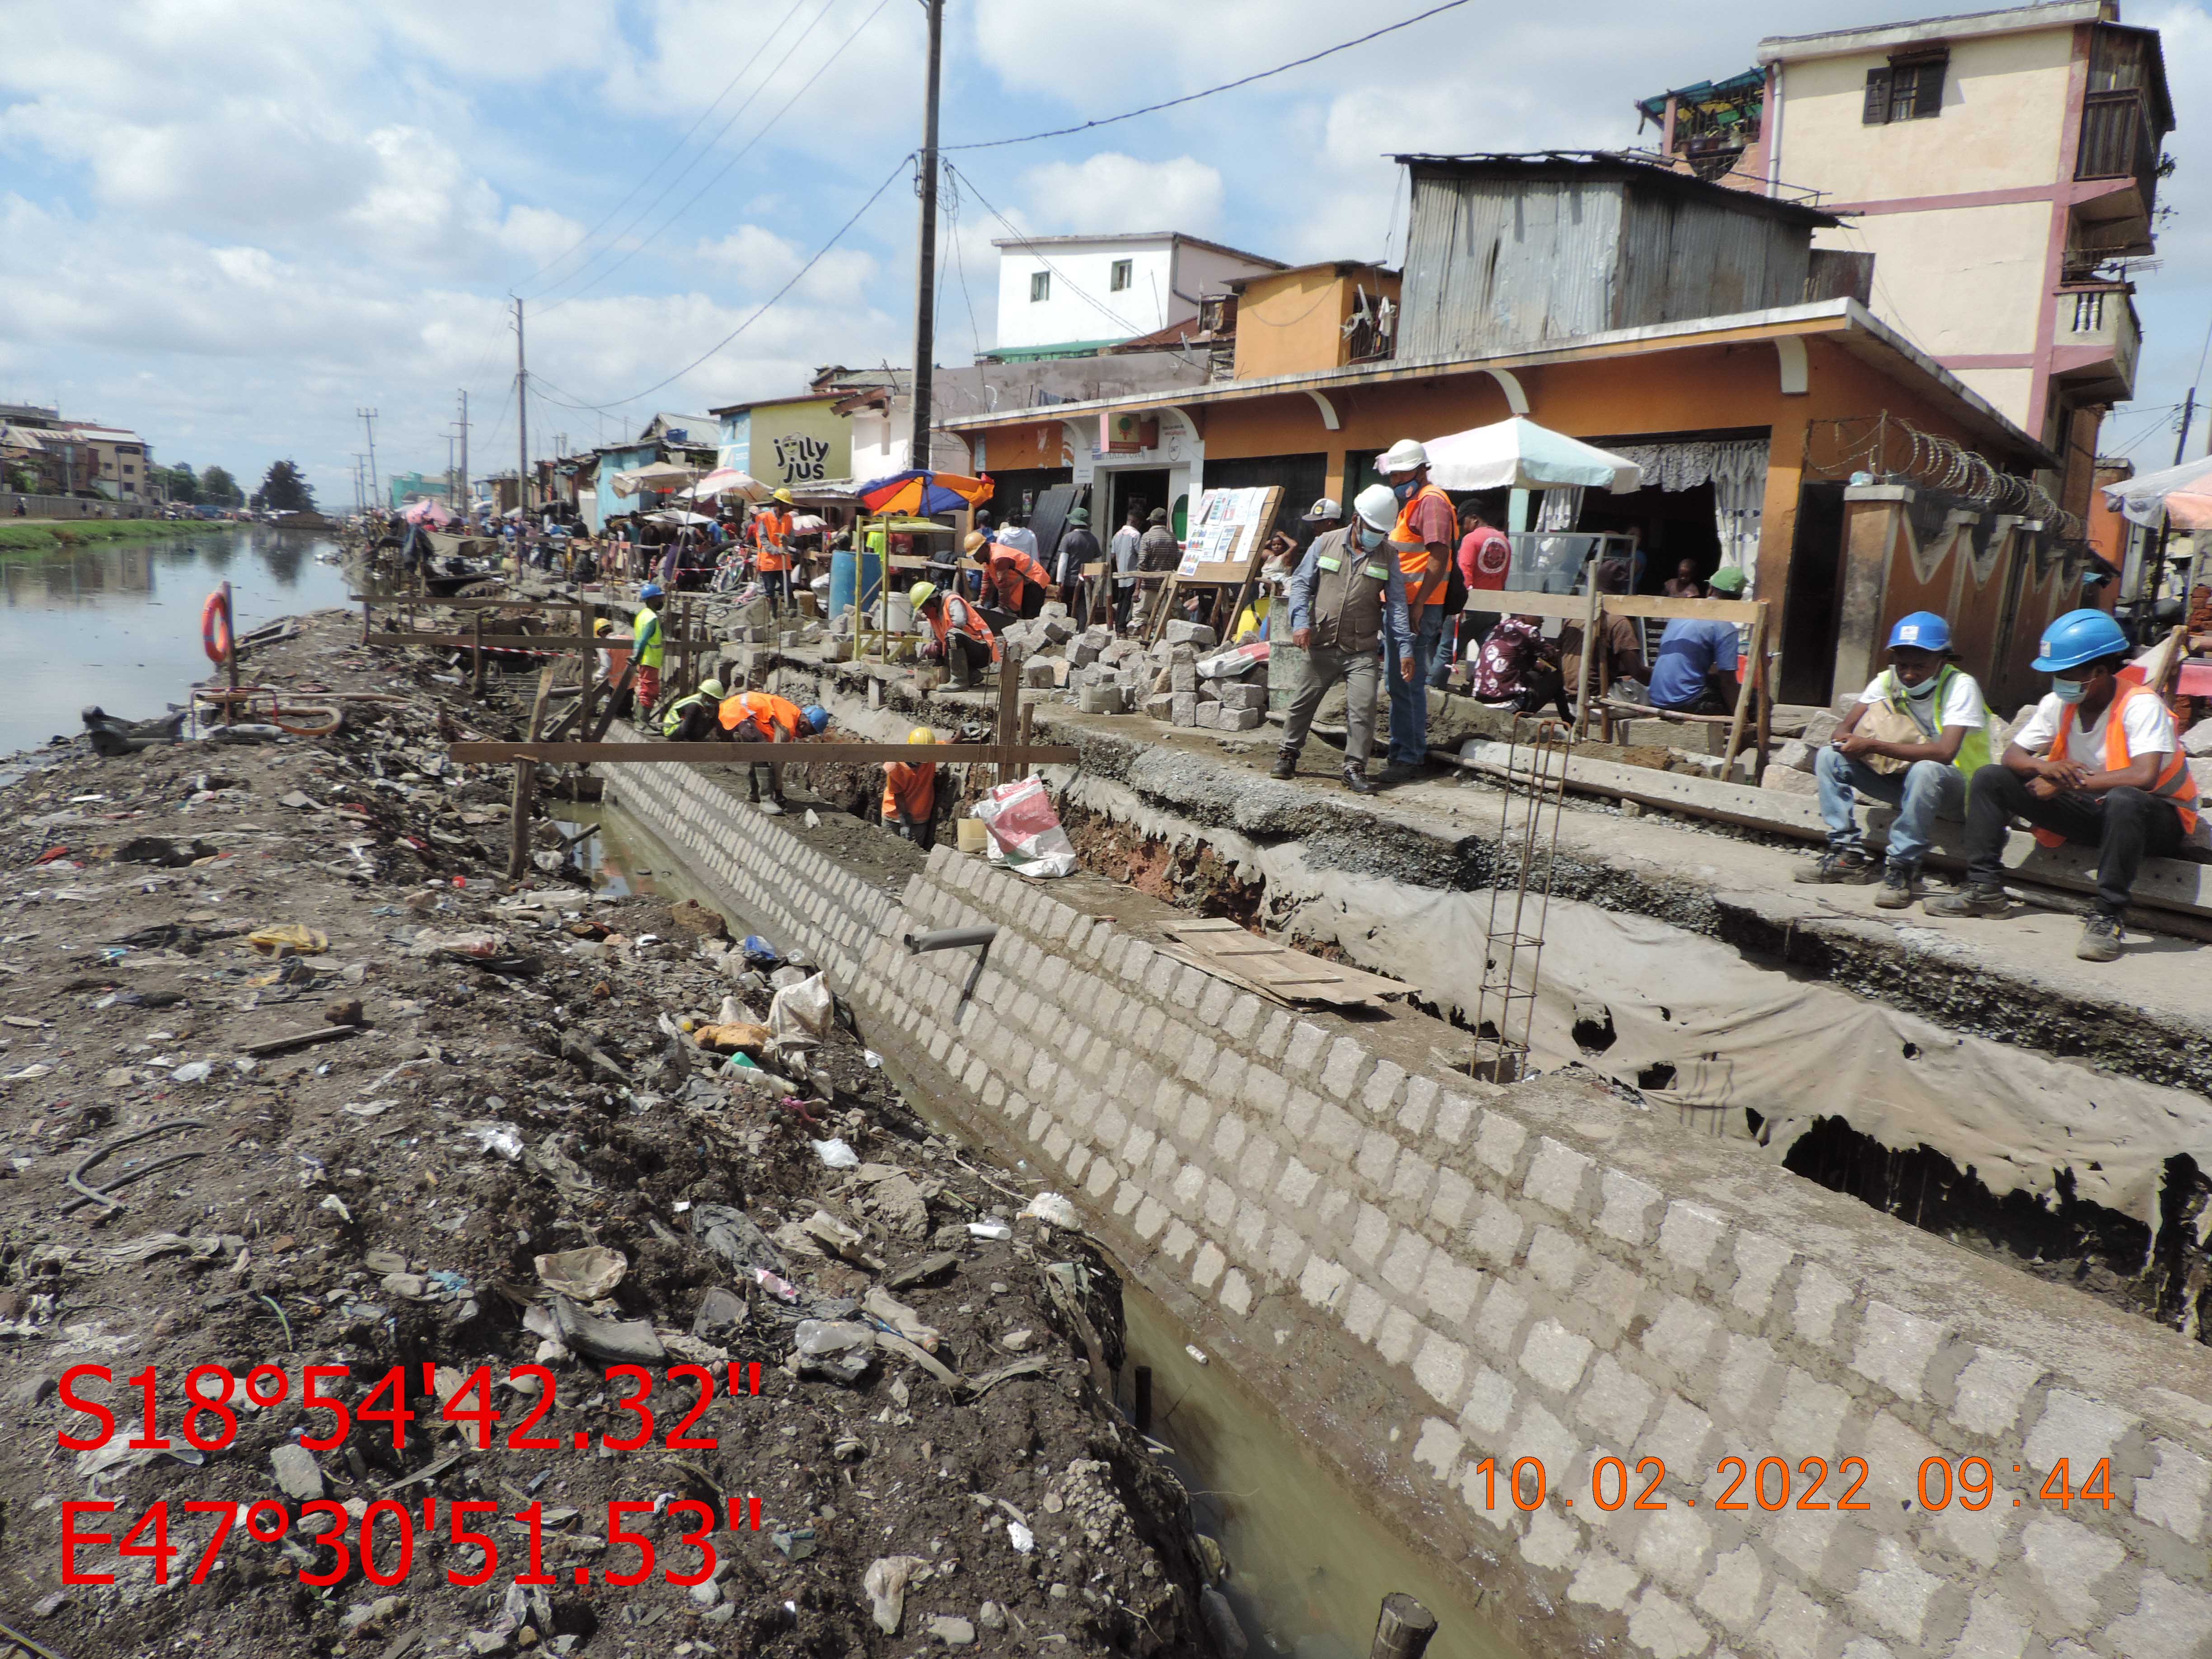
[1387,607,1446,764]
[1813,749,1963,868]
[1112,579,1135,633]
[1279,643,1381,769]
[1961,763,2185,917]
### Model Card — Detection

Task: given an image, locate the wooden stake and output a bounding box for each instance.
[1018,701,1036,778]
[1721,600,1767,782]
[471,610,486,697]
[1368,1593,1437,1659]
[996,649,1020,791]
[506,759,535,881]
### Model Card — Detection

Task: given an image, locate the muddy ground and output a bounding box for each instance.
[0,608,1211,1659]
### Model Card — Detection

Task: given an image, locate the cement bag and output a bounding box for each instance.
[973,776,1077,879]
[768,972,834,1047]
[1197,642,1269,680]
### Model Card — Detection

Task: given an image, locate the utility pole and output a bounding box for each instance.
[2174,385,2198,468]
[357,408,380,509]
[514,297,530,520]
[457,389,470,512]
[908,0,943,471]
[447,433,458,507]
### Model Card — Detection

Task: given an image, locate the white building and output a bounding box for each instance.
[989,232,1283,359]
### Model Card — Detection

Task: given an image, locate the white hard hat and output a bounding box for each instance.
[1353,483,1399,532]
[1379,438,1429,475]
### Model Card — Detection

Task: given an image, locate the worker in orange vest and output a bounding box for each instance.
[717,689,829,814]
[754,489,794,614]
[979,537,1052,622]
[882,727,940,849]
[909,580,998,690]
[1376,438,1460,778]
[1929,608,2197,961]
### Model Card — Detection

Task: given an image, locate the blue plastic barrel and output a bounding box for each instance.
[827,547,884,617]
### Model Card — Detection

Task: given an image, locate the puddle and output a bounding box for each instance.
[550,801,723,908]
[1121,1282,1517,1659]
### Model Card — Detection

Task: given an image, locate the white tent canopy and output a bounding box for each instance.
[611,460,698,497]
[2104,453,2212,528]
[1421,417,1643,494]
[682,468,769,503]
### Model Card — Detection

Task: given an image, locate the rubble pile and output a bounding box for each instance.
[0,607,1208,1659]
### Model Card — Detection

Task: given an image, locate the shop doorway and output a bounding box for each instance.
[1778,482,1847,707]
[1106,469,1171,541]
[1575,482,1723,594]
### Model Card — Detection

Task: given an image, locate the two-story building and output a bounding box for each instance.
[987,232,1285,361]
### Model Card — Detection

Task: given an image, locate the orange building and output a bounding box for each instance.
[942,155,2094,712]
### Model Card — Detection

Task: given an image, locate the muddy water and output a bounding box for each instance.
[1121,1283,1516,1659]
[577,790,1523,1659]
[0,529,363,759]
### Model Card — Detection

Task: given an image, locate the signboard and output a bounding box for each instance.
[1101,411,1160,454]
[1177,487,1274,576]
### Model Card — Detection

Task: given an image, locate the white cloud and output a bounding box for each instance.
[1021,153,1223,235]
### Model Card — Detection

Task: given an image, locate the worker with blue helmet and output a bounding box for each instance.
[1928,607,2196,961]
[1798,610,1992,908]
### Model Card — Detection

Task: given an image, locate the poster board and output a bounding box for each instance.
[1178,487,1279,581]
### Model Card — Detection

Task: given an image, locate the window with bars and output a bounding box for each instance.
[1030,271,1050,303]
[1862,54,1947,124]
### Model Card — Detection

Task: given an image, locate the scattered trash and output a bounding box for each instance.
[1017,1192,1080,1230]
[738,934,781,969]
[246,923,328,956]
[968,1219,1012,1242]
[812,1137,859,1170]
[169,1060,213,1085]
[533,1246,627,1302]
[864,1555,933,1634]
[1006,1521,1034,1554]
[972,777,1078,879]
[1185,1345,1209,1365]
[462,1123,525,1161]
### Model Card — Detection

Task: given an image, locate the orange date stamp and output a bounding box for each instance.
[1466,1454,2119,1514]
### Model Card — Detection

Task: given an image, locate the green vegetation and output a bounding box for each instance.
[0,518,242,554]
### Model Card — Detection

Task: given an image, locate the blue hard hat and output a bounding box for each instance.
[802,704,829,734]
[1887,611,1951,651]
[2030,608,2130,673]
[639,582,664,600]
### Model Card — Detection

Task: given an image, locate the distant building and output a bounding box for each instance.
[590,413,716,528]
[58,423,152,503]
[1637,0,2174,517]
[987,232,1284,361]
[386,471,447,510]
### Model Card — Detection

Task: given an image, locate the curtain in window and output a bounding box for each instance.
[1608,438,1770,585]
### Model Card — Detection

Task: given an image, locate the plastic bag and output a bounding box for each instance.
[972,777,1077,880]
[769,974,834,1044]
[739,934,781,969]
[248,924,328,956]
[812,1138,860,1170]
[1196,641,1270,680]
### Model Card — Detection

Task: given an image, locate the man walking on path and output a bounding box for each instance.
[1795,612,1988,909]
[1273,483,1415,796]
[1056,506,1101,624]
[1376,439,1458,776]
[1110,504,1143,633]
[1927,608,2196,961]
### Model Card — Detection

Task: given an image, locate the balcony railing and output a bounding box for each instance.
[2055,284,2140,398]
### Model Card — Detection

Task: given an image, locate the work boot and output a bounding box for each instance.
[1342,763,1378,796]
[2076,910,2125,963]
[1270,749,1298,780]
[1874,862,1919,909]
[1795,847,1878,886]
[1926,882,2009,918]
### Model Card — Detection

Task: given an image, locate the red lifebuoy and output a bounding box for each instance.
[201,589,233,665]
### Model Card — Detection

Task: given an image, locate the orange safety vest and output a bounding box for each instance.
[989,545,1051,609]
[882,760,937,822]
[1392,483,1457,609]
[2037,682,2198,845]
[755,510,790,572]
[717,690,804,742]
[927,594,1000,662]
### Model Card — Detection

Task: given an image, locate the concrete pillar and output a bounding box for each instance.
[1833,484,1914,703]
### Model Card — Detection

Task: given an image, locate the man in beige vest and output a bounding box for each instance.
[1273,484,1415,796]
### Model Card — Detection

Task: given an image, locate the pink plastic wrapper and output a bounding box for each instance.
[972,777,1077,879]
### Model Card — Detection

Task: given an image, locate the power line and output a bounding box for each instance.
[533,0,887,318]
[943,161,1159,340]
[943,0,1473,152]
[536,152,914,413]
[511,0,811,294]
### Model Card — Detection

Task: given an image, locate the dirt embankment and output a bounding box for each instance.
[0,609,1209,1659]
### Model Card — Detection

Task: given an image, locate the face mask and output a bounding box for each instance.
[1391,478,1417,503]
[1356,524,1385,551]
[2051,678,2089,705]
[1903,674,1940,702]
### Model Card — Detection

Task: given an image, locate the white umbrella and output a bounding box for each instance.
[682,468,769,502]
[2104,453,2212,528]
[647,509,715,526]
[1421,418,1642,494]
[611,460,699,497]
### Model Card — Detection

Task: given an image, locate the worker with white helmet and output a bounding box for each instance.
[1273,483,1415,796]
[1376,437,1461,778]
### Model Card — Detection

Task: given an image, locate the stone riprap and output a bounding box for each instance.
[609,757,2212,1659]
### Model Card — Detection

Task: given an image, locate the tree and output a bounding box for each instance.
[257,460,315,513]
[200,466,244,507]
[158,464,199,504]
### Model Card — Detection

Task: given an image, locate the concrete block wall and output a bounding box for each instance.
[608,760,2212,1659]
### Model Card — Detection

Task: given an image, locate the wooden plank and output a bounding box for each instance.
[1595,594,1762,623]
[366,631,605,650]
[1722,602,1767,776]
[449,741,1080,766]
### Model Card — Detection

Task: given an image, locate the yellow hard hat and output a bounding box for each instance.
[907,581,938,609]
[962,530,987,554]
[593,619,612,635]
[772,487,795,505]
[907,726,937,745]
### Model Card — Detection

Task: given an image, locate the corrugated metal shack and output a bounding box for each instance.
[1393,152,1842,360]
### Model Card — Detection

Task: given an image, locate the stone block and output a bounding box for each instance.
[1217,706,1262,730]
[1171,693,1198,726]
[1171,663,1198,693]
[2022,1387,2134,1476]
[1459,1365,1516,1439]
[1143,692,1176,721]
[1518,1318,1595,1397]
[1772,737,1816,773]
[1523,1137,1594,1214]
[1164,620,1217,647]
[1217,681,1266,710]
[2021,1514,2126,1631]
[1194,701,1224,729]
[1575,1353,1660,1447]
[1762,766,1820,798]
[2107,1571,2212,1659]
[2136,1439,2212,1542]
[1414,1333,1471,1408]
[1022,657,1058,688]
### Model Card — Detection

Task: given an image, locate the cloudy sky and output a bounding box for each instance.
[2,0,2207,505]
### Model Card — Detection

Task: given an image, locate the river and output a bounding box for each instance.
[0,528,362,761]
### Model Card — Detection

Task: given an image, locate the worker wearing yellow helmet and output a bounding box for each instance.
[883,726,940,849]
[909,580,998,691]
